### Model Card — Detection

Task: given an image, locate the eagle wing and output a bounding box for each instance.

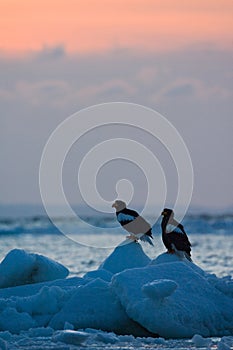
[117,211,138,225]
[166,223,191,253]
[117,210,151,234]
[167,231,191,254]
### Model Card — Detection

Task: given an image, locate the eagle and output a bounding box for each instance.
[161,208,192,261]
[112,200,154,246]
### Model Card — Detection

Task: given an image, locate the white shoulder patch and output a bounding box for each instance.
[117,213,135,222]
[166,224,183,234]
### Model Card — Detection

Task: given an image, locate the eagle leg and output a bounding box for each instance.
[126,234,138,242]
[167,249,175,254]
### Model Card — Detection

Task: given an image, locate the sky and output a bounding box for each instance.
[0,0,233,213]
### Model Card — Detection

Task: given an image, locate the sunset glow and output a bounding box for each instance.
[0,0,232,54]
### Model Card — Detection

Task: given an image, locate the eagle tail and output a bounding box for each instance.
[140,234,154,246]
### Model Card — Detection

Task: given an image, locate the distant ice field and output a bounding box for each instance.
[0,214,232,277]
[0,232,232,278]
[0,214,232,236]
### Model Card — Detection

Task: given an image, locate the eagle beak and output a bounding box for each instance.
[112,203,116,208]
[161,211,166,216]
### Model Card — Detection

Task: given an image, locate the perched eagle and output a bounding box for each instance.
[161,208,192,261]
[112,200,154,246]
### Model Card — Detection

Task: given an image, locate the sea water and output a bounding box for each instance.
[0,214,232,278]
[0,214,232,349]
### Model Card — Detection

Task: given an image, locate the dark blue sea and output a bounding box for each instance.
[0,208,232,278]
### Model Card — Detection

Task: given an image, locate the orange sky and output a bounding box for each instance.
[0,0,232,54]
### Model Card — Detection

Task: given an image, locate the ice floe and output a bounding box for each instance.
[0,241,232,349]
[0,249,68,288]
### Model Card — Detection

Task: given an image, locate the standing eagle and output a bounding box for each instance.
[161,208,192,261]
[112,200,154,246]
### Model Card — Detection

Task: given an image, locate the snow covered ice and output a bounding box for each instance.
[0,242,232,349]
[112,252,233,338]
[0,249,69,288]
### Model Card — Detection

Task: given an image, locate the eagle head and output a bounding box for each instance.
[161,208,174,217]
[112,200,126,212]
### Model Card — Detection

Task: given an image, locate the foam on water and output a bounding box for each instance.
[0,232,233,277]
[0,213,233,235]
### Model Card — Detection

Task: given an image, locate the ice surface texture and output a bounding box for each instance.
[0,249,69,288]
[0,243,232,340]
[112,254,233,338]
[99,241,150,274]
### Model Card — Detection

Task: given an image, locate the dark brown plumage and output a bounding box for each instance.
[112,200,153,246]
[161,208,192,261]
